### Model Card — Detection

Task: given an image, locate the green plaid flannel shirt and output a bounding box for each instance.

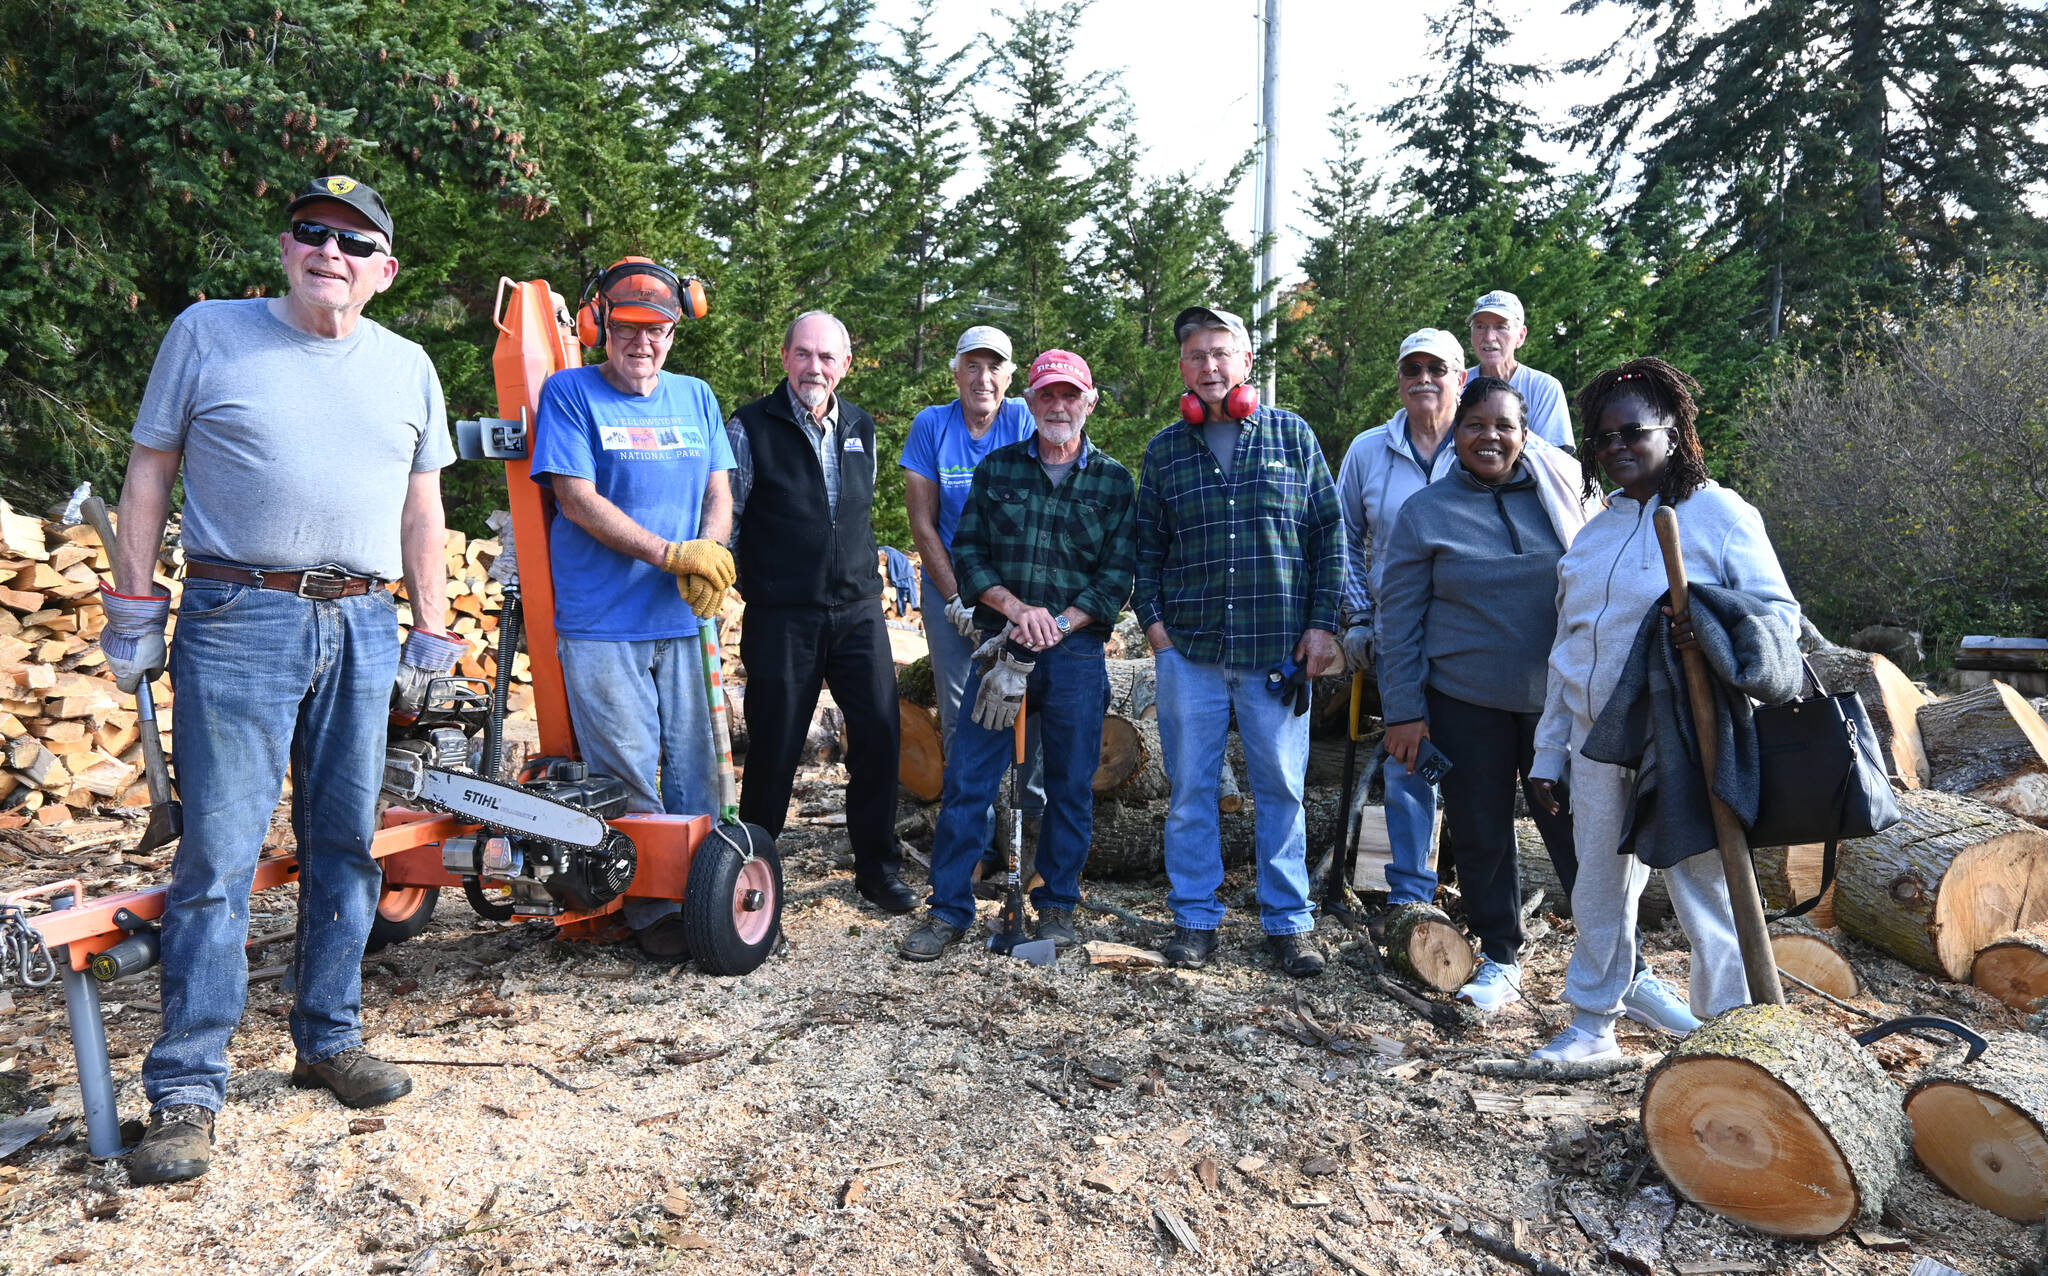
[952,436,1136,638]
[1132,405,1344,669]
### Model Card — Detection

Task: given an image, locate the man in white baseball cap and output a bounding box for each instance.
[1467,290,1572,450]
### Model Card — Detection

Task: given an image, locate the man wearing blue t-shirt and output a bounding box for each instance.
[529,259,737,958]
[1467,290,1573,452]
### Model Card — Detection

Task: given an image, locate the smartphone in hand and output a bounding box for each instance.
[1412,738,1454,786]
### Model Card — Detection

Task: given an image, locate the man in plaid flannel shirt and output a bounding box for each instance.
[1133,305,1345,978]
[897,349,1135,961]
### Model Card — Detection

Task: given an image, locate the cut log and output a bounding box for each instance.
[1807,646,1929,789]
[1832,789,2048,979]
[1971,930,2048,1012]
[1217,760,1243,815]
[1751,843,1835,928]
[1094,714,1168,801]
[1104,657,1156,720]
[1918,680,2048,825]
[1769,918,1860,999]
[1382,902,1475,993]
[1903,1030,2048,1222]
[1641,1003,1908,1239]
[1514,818,1674,926]
[895,656,936,711]
[1080,784,1347,881]
[898,698,943,803]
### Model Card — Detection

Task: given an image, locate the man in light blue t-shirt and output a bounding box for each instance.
[1467,290,1574,451]
[529,259,736,958]
[900,325,1043,861]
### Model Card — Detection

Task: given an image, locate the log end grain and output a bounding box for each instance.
[1903,1032,2048,1223]
[897,699,943,803]
[1384,903,1475,994]
[1641,1004,1906,1240]
[1770,924,1860,999]
[1970,931,2048,1012]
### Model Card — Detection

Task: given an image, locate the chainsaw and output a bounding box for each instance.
[381,678,637,916]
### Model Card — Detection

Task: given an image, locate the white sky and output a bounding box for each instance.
[866,0,1642,278]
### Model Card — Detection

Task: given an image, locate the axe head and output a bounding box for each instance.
[135,797,182,855]
[987,931,1056,966]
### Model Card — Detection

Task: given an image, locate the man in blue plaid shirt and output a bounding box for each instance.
[1133,305,1345,977]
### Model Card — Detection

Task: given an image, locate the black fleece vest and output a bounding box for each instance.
[730,380,881,609]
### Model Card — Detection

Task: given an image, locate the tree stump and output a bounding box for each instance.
[1903,1030,2048,1222]
[1752,843,1835,928]
[1094,714,1170,801]
[1514,818,1674,926]
[1105,657,1156,719]
[1918,680,2048,825]
[898,700,943,803]
[1807,645,1929,789]
[1640,1004,1908,1239]
[1382,902,1475,993]
[1770,918,1860,998]
[1971,930,2048,1012]
[1832,789,2048,979]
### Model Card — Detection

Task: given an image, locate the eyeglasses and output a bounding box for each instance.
[1398,359,1451,378]
[1181,348,1244,367]
[607,321,676,343]
[290,221,386,259]
[1587,423,1673,452]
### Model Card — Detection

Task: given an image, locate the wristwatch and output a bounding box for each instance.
[1053,614,1071,635]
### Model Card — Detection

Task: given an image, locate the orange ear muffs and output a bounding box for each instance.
[575,260,711,349]
[1180,382,1261,425]
[576,298,606,349]
[678,277,709,320]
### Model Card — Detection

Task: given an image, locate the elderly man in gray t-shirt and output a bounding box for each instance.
[103,177,459,1185]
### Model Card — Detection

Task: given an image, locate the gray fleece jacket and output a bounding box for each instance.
[1373,459,1588,723]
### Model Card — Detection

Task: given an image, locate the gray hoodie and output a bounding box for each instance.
[1530,482,1802,784]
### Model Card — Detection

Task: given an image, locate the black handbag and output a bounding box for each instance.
[1746,655,1902,919]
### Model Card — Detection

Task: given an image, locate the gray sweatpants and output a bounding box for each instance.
[1562,720,1751,1027]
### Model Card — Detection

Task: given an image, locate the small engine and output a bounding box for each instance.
[440,758,636,915]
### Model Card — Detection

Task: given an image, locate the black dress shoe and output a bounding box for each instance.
[855,873,918,913]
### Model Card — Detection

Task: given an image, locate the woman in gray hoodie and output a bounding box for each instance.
[1527,359,1802,1064]
[1373,377,1594,1012]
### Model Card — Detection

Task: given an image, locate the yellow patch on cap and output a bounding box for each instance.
[324,176,357,195]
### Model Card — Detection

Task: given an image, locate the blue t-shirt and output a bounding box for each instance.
[530,366,734,641]
[899,398,1035,547]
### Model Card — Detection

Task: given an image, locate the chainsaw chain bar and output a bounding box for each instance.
[392,765,608,851]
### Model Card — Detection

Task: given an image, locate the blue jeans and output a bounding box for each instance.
[924,635,1108,931]
[1380,753,1441,906]
[922,570,1042,818]
[143,579,398,1114]
[558,634,717,928]
[1154,647,1314,935]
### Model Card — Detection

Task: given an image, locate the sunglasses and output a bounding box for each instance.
[1399,359,1450,378]
[1588,423,1673,452]
[290,221,386,259]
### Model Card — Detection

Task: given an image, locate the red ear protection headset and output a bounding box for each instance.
[575,256,709,348]
[1179,381,1259,425]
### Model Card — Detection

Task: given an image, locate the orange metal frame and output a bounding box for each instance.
[11,277,713,963]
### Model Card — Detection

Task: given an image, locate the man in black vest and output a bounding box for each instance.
[725,311,910,911]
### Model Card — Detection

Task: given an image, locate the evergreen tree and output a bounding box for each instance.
[1378,0,1550,217]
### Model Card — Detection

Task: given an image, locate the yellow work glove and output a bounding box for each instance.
[661,538,736,593]
[676,573,725,620]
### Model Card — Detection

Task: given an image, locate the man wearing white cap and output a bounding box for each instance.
[900,326,1042,857]
[1334,328,1470,929]
[1468,290,1572,450]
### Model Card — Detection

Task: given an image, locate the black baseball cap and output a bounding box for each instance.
[284,176,395,246]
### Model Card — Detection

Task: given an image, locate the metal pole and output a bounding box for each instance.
[1257,0,1280,404]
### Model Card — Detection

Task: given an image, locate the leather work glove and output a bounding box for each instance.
[676,572,725,620]
[98,583,171,693]
[392,628,467,718]
[944,594,978,639]
[662,538,736,593]
[1341,624,1375,676]
[970,638,1036,731]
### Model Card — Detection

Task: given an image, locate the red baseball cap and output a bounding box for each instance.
[1027,349,1093,393]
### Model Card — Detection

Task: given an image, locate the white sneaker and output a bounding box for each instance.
[1622,973,1703,1035]
[1457,959,1522,1013]
[1532,1023,1623,1064]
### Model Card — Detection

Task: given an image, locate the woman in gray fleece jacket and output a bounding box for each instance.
[1374,377,1597,1013]
[1527,359,1802,1064]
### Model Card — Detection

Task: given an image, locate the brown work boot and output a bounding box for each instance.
[291,1046,413,1109]
[127,1105,215,1185]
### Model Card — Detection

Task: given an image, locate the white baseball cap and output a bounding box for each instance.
[954,325,1014,361]
[1469,290,1526,326]
[1397,328,1465,369]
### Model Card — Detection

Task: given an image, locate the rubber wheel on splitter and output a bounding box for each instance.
[367,884,439,952]
[683,824,783,975]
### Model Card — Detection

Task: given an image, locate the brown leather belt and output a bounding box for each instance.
[184,561,381,599]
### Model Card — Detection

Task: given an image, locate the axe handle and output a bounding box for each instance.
[80,496,178,810]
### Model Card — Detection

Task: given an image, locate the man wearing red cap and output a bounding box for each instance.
[528,259,735,958]
[897,350,1135,960]
[107,176,456,1183]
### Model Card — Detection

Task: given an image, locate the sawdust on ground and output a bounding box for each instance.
[0,766,2036,1276]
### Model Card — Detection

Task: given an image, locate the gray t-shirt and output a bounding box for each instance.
[132,299,453,579]
[1039,457,1077,489]
[1202,420,1240,477]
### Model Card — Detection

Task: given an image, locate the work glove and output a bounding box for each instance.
[970,635,1036,732]
[1341,624,1375,676]
[677,572,725,620]
[392,628,467,717]
[98,583,171,693]
[944,594,978,639]
[662,538,736,593]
